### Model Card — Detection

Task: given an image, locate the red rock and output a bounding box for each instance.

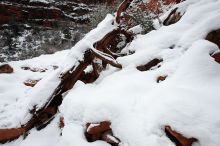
[165,126,197,146]
[24,79,40,87]
[85,132,102,142]
[101,130,120,145]
[59,117,65,129]
[0,64,14,74]
[163,8,182,26]
[0,128,25,144]
[86,121,111,135]
[145,0,181,14]
[156,75,167,83]
[206,29,220,49]
[212,52,220,64]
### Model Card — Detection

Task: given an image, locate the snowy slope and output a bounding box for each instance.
[1,0,220,146]
[0,50,69,128]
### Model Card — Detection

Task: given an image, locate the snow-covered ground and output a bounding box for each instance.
[1,0,220,146]
[0,50,69,128]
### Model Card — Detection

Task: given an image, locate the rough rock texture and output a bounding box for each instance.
[147,0,181,14]
[0,0,116,62]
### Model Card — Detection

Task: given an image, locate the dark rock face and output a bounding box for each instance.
[206,29,220,49]
[0,0,116,62]
[0,64,13,74]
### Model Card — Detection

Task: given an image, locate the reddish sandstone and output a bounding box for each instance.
[0,64,14,74]
[86,121,111,135]
[212,52,220,64]
[156,75,167,83]
[165,126,197,146]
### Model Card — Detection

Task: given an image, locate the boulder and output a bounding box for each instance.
[86,121,111,135]
[0,64,13,74]
[206,29,220,49]
[85,121,120,146]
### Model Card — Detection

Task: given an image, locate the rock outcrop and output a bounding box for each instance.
[0,0,116,62]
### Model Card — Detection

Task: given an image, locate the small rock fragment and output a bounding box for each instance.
[21,66,47,72]
[212,52,220,64]
[137,58,163,71]
[59,117,65,129]
[156,75,167,83]
[24,79,40,87]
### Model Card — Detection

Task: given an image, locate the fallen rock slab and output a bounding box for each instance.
[0,128,25,144]
[137,58,163,71]
[165,126,197,146]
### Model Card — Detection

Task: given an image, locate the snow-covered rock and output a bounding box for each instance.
[0,0,220,146]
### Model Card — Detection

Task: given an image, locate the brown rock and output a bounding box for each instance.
[101,130,120,145]
[163,8,182,26]
[21,66,47,72]
[85,132,102,142]
[212,52,220,64]
[0,128,25,144]
[0,64,14,74]
[24,79,40,87]
[137,58,163,71]
[59,117,65,129]
[85,121,120,146]
[86,121,111,135]
[165,126,197,146]
[206,29,220,49]
[145,0,181,14]
[156,75,167,83]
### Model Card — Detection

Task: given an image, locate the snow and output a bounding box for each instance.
[29,0,54,4]
[1,0,220,146]
[61,14,117,73]
[0,50,69,128]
